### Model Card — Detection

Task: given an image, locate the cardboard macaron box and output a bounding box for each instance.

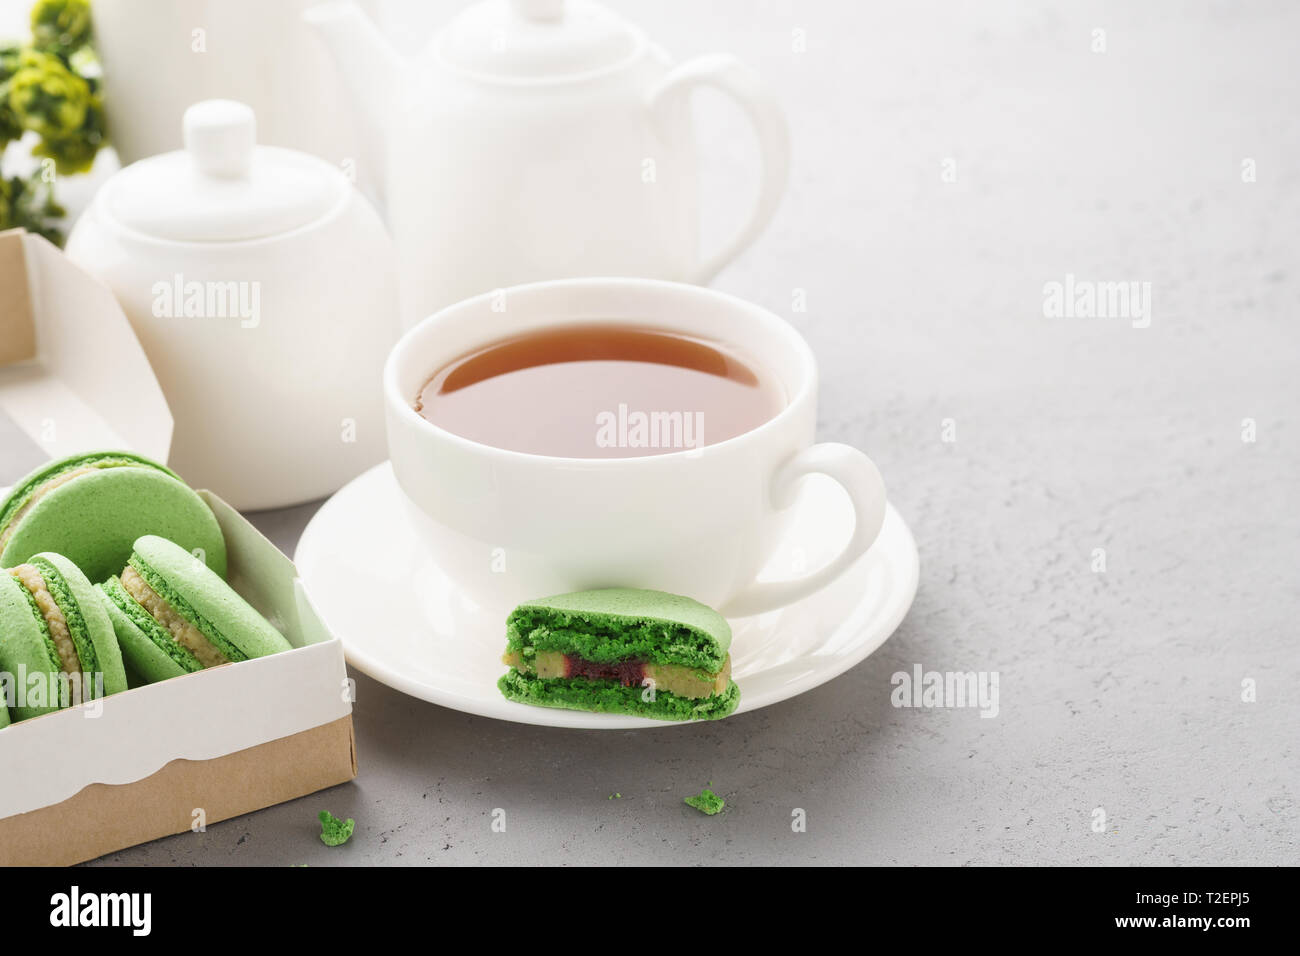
[0,229,355,866]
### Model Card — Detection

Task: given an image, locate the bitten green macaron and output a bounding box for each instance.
[97,535,291,685]
[0,451,227,584]
[0,552,127,723]
[498,588,740,721]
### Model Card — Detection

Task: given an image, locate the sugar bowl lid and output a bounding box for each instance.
[102,100,346,242]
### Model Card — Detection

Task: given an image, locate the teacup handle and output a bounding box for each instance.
[719,443,887,618]
[648,54,790,284]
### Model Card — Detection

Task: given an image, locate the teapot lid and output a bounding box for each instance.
[103,100,346,242]
[436,0,642,79]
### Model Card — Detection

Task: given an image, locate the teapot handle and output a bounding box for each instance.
[648,54,790,284]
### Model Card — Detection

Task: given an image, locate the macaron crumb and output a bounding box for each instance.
[318,810,355,847]
[684,788,725,816]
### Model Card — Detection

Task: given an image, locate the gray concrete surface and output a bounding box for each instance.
[4,0,1297,865]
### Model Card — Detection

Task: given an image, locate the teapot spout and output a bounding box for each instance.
[303,1,403,207]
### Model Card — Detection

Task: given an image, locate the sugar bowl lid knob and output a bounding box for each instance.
[183,99,256,179]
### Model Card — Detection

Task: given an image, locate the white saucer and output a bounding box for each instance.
[294,462,920,729]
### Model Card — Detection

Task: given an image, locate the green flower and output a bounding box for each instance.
[32,85,104,174]
[31,0,93,55]
[6,49,90,140]
[0,2,106,243]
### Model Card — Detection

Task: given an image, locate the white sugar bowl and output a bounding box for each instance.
[67,99,398,509]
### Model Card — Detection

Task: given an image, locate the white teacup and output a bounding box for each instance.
[384,278,886,617]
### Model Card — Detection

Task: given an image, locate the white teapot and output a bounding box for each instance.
[304,0,789,324]
[92,0,376,169]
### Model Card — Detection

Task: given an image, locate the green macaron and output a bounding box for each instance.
[0,451,227,583]
[0,552,128,722]
[498,588,739,721]
[97,535,291,685]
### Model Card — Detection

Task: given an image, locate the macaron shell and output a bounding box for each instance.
[0,467,227,583]
[512,587,734,655]
[0,451,184,530]
[497,670,741,721]
[35,552,127,698]
[97,580,191,686]
[0,572,62,721]
[131,535,292,660]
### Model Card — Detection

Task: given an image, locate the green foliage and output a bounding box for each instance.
[0,47,21,145]
[0,0,104,241]
[6,47,105,175]
[0,168,65,244]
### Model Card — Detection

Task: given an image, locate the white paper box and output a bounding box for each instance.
[0,229,355,865]
[0,228,171,463]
